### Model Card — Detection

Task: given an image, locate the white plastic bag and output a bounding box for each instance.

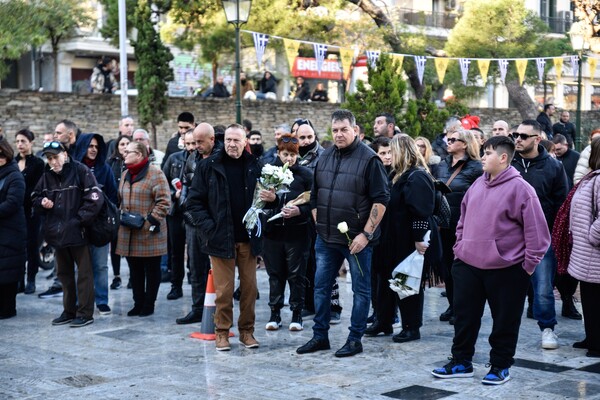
[388,231,430,299]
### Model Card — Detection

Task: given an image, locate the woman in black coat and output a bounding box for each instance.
[107,134,130,289]
[366,134,436,343]
[261,134,313,332]
[434,129,482,324]
[14,129,45,294]
[0,137,27,319]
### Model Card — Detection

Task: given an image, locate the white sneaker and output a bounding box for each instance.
[542,328,559,349]
[265,320,281,331]
[289,321,303,331]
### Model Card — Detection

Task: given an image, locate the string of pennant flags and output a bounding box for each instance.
[247,29,600,86]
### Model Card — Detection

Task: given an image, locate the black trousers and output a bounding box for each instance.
[555,273,579,300]
[185,224,210,314]
[580,281,600,352]
[167,214,187,288]
[451,260,529,368]
[440,228,457,309]
[25,213,41,282]
[263,236,309,312]
[0,282,18,317]
[110,236,121,277]
[127,256,161,310]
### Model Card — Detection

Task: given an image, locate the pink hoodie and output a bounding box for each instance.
[453,166,550,274]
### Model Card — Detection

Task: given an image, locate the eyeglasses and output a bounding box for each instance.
[43,141,63,150]
[447,138,465,144]
[280,137,299,144]
[512,132,538,141]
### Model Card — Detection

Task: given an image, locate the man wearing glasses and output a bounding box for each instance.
[32,142,103,327]
[512,120,568,350]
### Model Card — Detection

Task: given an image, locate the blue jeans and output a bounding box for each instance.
[313,235,372,342]
[531,245,557,331]
[90,244,109,306]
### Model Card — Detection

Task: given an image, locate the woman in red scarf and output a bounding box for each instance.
[117,141,170,317]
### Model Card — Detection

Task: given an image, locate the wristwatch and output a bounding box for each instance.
[362,230,374,241]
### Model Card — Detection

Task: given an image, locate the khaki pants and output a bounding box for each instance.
[210,242,257,334]
[55,245,95,319]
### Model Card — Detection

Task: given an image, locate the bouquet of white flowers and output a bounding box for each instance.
[242,163,294,235]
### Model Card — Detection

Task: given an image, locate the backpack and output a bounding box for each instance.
[552,180,583,275]
[87,191,120,246]
[432,180,452,229]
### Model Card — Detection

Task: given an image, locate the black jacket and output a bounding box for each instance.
[512,145,568,231]
[536,112,554,139]
[212,82,230,98]
[432,134,448,158]
[107,154,126,203]
[0,161,26,284]
[14,153,44,217]
[184,149,263,258]
[435,156,483,228]
[557,148,580,190]
[264,159,313,241]
[163,135,182,169]
[162,149,188,215]
[294,83,311,101]
[32,158,103,248]
[552,121,575,147]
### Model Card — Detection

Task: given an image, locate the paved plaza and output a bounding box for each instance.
[1,263,599,400]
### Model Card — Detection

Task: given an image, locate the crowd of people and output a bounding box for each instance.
[0,105,598,386]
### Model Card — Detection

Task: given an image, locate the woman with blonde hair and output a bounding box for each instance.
[434,129,483,324]
[415,136,441,176]
[365,134,436,343]
[574,128,600,184]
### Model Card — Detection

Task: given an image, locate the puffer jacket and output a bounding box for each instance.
[435,155,483,228]
[0,161,26,284]
[31,158,103,248]
[568,170,600,284]
[574,144,591,185]
[431,134,448,158]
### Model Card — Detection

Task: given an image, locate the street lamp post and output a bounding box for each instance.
[570,25,589,152]
[222,0,252,125]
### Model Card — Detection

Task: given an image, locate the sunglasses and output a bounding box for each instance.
[281,137,299,144]
[43,141,64,150]
[447,138,465,144]
[512,132,538,141]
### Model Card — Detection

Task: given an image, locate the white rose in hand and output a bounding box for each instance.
[337,221,349,234]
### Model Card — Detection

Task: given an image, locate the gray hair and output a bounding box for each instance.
[133,128,149,140]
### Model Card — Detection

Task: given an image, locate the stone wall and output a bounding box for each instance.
[2,90,600,151]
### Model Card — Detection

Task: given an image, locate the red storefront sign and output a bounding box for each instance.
[292,57,343,80]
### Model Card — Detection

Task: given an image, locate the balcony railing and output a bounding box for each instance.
[394,8,573,34]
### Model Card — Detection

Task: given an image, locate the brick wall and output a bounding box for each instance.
[2,90,600,151]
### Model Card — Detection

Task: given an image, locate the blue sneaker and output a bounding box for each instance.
[432,358,474,378]
[482,366,510,385]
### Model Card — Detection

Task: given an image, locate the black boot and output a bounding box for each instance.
[392,329,420,343]
[561,297,582,320]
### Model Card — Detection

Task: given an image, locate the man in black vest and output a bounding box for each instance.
[297,109,389,357]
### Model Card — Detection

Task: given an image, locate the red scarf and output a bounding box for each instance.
[126,157,149,181]
[83,157,96,169]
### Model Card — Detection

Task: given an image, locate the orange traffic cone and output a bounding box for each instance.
[190,269,234,341]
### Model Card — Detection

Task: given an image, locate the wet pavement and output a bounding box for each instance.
[1,263,599,399]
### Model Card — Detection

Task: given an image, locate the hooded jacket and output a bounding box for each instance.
[73,133,118,205]
[453,166,549,274]
[432,134,448,158]
[512,144,568,232]
[0,160,26,284]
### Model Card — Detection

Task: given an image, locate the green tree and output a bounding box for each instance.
[444,0,569,119]
[342,53,406,136]
[133,0,174,147]
[33,0,92,91]
[402,88,451,140]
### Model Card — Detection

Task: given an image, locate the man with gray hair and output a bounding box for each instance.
[133,129,165,166]
[261,123,290,165]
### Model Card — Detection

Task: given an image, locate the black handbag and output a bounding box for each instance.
[120,212,145,229]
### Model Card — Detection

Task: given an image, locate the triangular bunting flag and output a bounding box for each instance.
[252,32,269,68]
[498,59,509,84]
[459,58,471,85]
[535,58,546,81]
[414,56,427,85]
[340,48,355,81]
[282,38,300,73]
[434,58,449,84]
[589,57,597,81]
[554,57,564,81]
[390,54,404,74]
[477,60,490,86]
[515,59,528,86]
[313,43,327,75]
[366,50,381,69]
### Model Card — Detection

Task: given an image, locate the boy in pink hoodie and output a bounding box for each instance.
[432,135,550,385]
